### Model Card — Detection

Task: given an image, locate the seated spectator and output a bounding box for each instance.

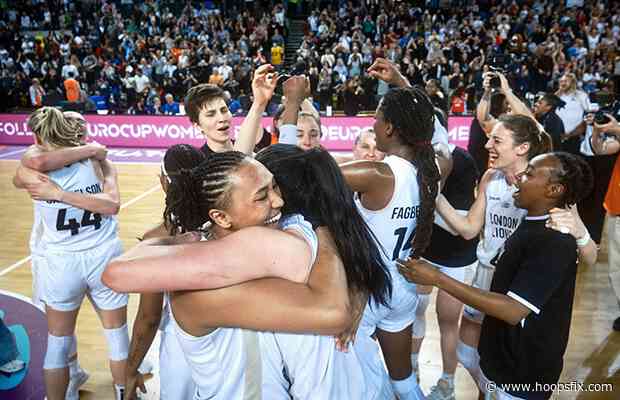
[162,93,180,115]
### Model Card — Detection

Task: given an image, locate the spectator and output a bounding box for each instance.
[64,71,80,103]
[590,113,620,332]
[271,42,284,68]
[29,78,45,107]
[162,93,180,115]
[533,93,566,151]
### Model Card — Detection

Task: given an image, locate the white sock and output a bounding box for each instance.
[391,372,424,400]
[411,352,419,370]
[68,358,79,377]
[114,383,125,400]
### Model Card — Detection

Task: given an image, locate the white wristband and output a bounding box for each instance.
[576,231,591,247]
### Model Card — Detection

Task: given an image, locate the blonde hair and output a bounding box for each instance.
[27,107,86,148]
[558,73,577,95]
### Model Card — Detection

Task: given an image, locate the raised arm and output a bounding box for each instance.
[103,226,313,293]
[498,72,535,120]
[172,227,351,335]
[234,64,278,154]
[340,159,394,208]
[434,168,493,239]
[21,142,107,172]
[477,75,497,135]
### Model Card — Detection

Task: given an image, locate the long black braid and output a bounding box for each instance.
[550,152,594,208]
[379,86,441,259]
[164,151,247,235]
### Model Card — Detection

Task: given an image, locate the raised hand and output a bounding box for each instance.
[367,58,409,87]
[252,64,279,105]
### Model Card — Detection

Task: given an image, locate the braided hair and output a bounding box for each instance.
[379,86,441,259]
[256,144,392,307]
[162,144,206,182]
[164,151,247,235]
[549,152,594,208]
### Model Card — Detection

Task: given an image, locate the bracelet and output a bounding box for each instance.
[576,231,591,247]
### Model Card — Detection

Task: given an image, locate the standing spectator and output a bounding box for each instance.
[556,73,591,153]
[533,93,566,151]
[590,114,620,332]
[134,68,150,95]
[29,78,45,107]
[162,93,180,115]
[271,42,284,69]
[425,79,449,115]
[64,71,80,103]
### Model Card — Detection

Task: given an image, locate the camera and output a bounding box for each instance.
[488,70,502,88]
[594,111,611,125]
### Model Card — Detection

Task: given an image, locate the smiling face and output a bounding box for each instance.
[485,122,529,171]
[296,115,321,151]
[353,130,385,161]
[195,98,232,145]
[212,159,284,231]
[513,154,562,215]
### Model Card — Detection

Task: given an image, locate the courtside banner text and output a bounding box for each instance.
[0,114,472,150]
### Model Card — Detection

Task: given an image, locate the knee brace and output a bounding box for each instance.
[412,293,430,339]
[44,334,73,370]
[456,339,480,381]
[103,323,129,361]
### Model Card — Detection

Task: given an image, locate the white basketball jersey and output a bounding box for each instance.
[34,159,118,252]
[173,214,318,400]
[476,171,526,266]
[355,155,421,265]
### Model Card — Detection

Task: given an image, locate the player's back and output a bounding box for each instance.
[35,159,118,252]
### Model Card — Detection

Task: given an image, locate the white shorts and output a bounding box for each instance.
[160,330,195,400]
[30,253,45,310]
[39,238,128,312]
[362,271,418,333]
[478,369,526,400]
[423,258,473,284]
[463,262,495,323]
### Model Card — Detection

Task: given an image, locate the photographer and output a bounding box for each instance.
[590,113,620,332]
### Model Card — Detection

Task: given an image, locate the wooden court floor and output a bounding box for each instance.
[0,159,618,399]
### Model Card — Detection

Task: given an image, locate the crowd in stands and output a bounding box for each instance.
[1,0,619,116]
[300,0,620,115]
[0,0,286,114]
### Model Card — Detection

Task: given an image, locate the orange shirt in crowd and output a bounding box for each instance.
[604,155,620,215]
[64,78,80,102]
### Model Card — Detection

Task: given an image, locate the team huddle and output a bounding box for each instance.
[14,60,598,400]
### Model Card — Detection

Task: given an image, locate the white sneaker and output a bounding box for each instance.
[0,359,25,374]
[427,379,455,400]
[66,368,89,400]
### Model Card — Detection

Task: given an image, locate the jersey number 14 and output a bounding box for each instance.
[56,209,102,236]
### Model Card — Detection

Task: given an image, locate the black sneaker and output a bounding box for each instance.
[614,317,620,332]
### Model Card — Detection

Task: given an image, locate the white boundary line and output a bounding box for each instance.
[0,148,27,158]
[0,184,161,277]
